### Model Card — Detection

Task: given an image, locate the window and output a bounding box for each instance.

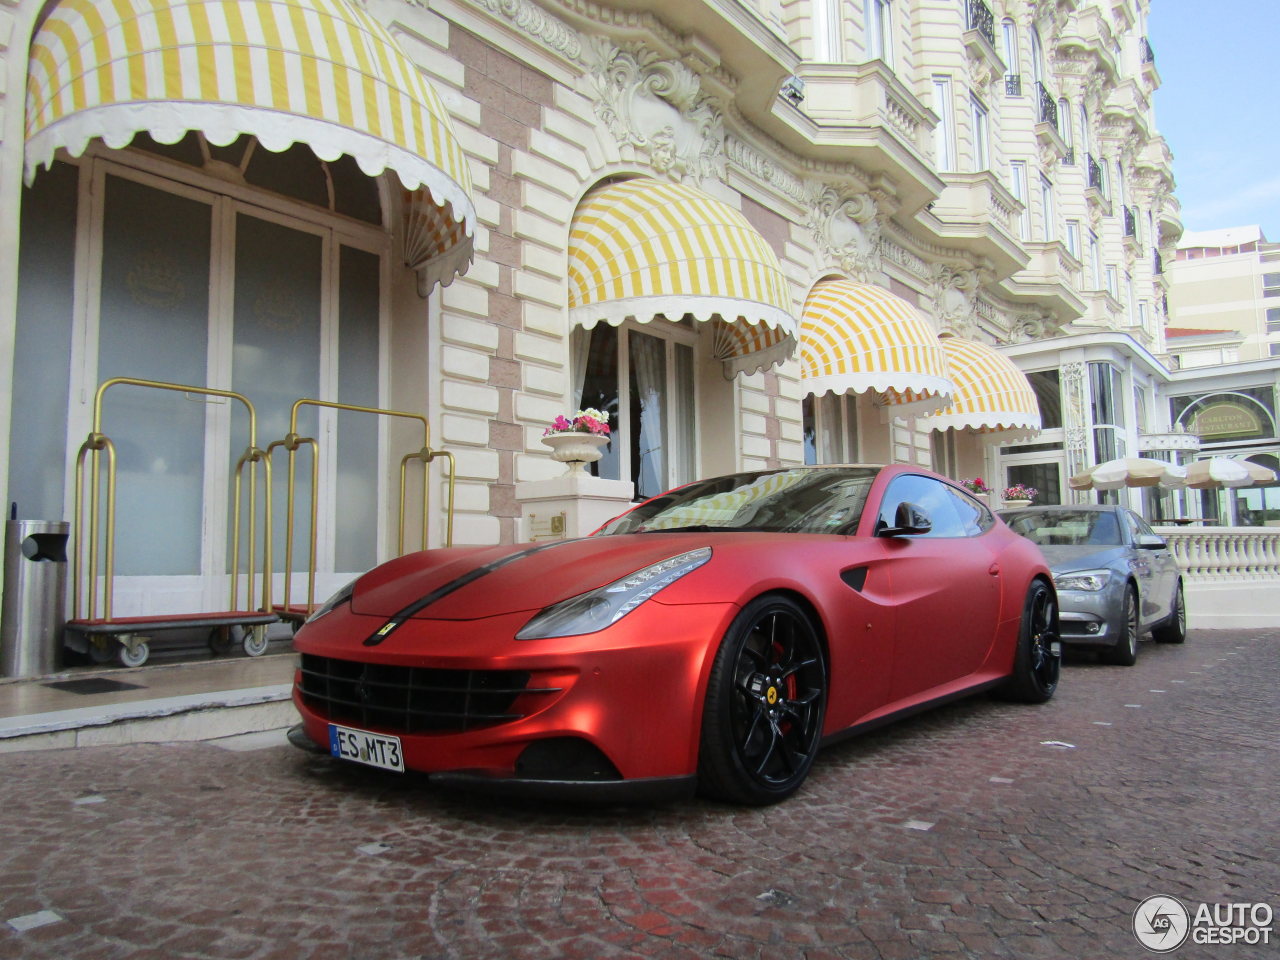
[1079,104,1090,156]
[866,0,892,65]
[813,0,841,61]
[1125,272,1136,326]
[1106,264,1118,298]
[1039,175,1055,242]
[1139,300,1150,332]
[1089,361,1126,463]
[1267,307,1280,332]
[1005,463,1061,508]
[1028,369,1062,429]
[1001,19,1019,91]
[575,322,697,500]
[1058,98,1073,161]
[1030,27,1045,85]
[933,77,955,172]
[1098,157,1109,198]
[802,392,860,464]
[1010,161,1030,240]
[1264,273,1280,298]
[1088,231,1102,289]
[970,95,990,171]
[1271,344,1280,357]
[1065,219,1081,259]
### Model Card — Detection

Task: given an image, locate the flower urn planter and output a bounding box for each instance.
[1003,498,1032,509]
[541,432,610,476]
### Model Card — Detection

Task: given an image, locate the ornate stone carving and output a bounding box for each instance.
[930,264,987,338]
[473,0,583,61]
[723,135,809,206]
[583,39,724,179]
[879,237,930,283]
[1010,311,1056,342]
[808,187,882,281]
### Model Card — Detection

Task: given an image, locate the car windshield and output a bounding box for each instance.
[598,467,881,536]
[1004,509,1122,547]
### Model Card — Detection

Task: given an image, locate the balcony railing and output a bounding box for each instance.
[1087,154,1103,191]
[1141,36,1156,65]
[1154,248,1163,274]
[1005,74,1022,97]
[966,0,995,47]
[1036,81,1058,130]
[1123,206,1137,238]
[1156,528,1280,581]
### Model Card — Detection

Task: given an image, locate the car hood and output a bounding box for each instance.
[348,533,762,621]
[1038,544,1127,574]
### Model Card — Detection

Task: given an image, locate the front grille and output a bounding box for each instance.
[298,654,560,734]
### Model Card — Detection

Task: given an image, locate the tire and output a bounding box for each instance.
[1152,580,1187,644]
[999,579,1060,703]
[697,595,827,805]
[1101,585,1139,666]
[241,625,270,657]
[117,639,150,668]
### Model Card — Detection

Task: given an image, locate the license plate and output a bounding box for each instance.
[328,724,404,772]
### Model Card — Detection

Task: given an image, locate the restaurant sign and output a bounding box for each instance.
[1188,401,1264,439]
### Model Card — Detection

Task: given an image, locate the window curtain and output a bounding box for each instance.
[630,331,666,498]
[570,326,592,410]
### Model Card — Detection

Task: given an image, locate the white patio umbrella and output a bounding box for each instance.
[1184,457,1276,489]
[1068,457,1188,491]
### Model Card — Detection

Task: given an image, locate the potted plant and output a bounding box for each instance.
[1002,483,1038,508]
[541,408,611,475]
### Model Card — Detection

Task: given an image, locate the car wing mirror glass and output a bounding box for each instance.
[1135,534,1167,550]
[878,501,932,537]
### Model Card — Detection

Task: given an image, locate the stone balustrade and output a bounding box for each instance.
[1153,526,1280,580]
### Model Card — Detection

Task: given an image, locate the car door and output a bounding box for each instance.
[1127,510,1178,626]
[872,475,1002,702]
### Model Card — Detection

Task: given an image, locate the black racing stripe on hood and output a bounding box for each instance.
[363,538,583,646]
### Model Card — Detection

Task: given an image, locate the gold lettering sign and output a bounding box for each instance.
[528,512,568,541]
[1189,402,1263,439]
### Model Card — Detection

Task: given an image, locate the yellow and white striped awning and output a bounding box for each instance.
[26,0,475,290]
[799,280,954,417]
[924,337,1042,442]
[568,178,797,376]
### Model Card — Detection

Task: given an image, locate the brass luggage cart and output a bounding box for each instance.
[267,399,455,624]
[65,378,278,667]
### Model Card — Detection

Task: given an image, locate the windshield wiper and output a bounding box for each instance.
[634,524,748,534]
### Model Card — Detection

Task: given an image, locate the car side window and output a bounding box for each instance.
[1128,511,1161,542]
[878,475,972,538]
[1120,510,1143,544]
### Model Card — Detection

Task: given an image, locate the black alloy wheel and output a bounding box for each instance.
[698,595,827,805]
[1152,581,1187,644]
[1000,579,1060,703]
[1103,585,1140,666]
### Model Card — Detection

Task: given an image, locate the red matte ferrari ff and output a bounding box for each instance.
[289,464,1060,804]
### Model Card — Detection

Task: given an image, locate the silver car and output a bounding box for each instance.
[999,504,1186,665]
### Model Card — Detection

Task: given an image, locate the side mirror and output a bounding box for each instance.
[1135,534,1167,550]
[878,501,932,537]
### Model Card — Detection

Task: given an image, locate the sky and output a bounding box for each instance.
[1149,0,1280,242]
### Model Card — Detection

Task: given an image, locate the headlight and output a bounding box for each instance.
[516,547,712,640]
[1053,569,1110,592]
[305,578,358,623]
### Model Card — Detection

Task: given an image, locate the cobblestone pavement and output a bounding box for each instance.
[1,628,1277,960]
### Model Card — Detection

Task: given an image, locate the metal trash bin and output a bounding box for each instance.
[1,520,70,678]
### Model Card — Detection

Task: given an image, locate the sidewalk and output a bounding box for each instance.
[0,652,298,753]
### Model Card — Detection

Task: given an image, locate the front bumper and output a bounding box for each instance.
[289,599,738,790]
[1055,585,1123,647]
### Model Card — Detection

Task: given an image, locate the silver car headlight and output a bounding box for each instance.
[305,578,358,623]
[516,547,712,640]
[1053,569,1111,592]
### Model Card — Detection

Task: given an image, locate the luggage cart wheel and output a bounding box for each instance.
[242,624,269,658]
[117,635,150,668]
[88,638,115,665]
[208,626,233,656]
